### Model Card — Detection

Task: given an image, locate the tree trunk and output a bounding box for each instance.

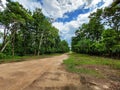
[12,34,15,56]
[37,32,44,56]
[0,28,9,53]
[0,29,16,54]
[12,41,14,56]
[0,40,10,52]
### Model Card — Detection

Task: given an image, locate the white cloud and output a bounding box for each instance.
[1,0,6,6]
[0,0,6,10]
[12,0,42,11]
[42,0,93,19]
[102,0,113,8]
[0,28,4,32]
[41,0,113,19]
[53,12,90,45]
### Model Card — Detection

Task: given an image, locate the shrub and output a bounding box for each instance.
[90,42,107,55]
[76,39,92,54]
[111,45,120,57]
[0,53,6,59]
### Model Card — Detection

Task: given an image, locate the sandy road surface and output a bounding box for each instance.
[0,54,84,90]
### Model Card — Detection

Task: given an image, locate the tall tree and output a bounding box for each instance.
[88,9,104,41]
[32,8,47,55]
[0,1,30,55]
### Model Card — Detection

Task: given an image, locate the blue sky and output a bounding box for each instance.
[56,0,104,23]
[1,0,113,45]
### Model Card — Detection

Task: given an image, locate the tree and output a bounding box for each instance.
[58,40,69,53]
[71,2,120,57]
[0,1,28,55]
[103,3,120,32]
[74,39,92,54]
[102,29,117,54]
[33,8,50,55]
[88,9,104,41]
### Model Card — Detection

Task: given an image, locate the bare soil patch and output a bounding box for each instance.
[0,54,88,90]
[78,65,120,90]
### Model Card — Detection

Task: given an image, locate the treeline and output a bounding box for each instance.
[0,0,69,57]
[72,0,120,57]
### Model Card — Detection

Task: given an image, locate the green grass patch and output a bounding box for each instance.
[64,53,120,77]
[0,53,61,64]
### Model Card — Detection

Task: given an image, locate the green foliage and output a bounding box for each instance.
[0,1,69,59]
[90,42,107,55]
[0,53,61,63]
[74,39,92,53]
[64,53,120,77]
[0,53,6,59]
[103,2,120,32]
[0,32,3,38]
[72,1,120,58]
[111,45,120,57]
[102,29,118,54]
[58,40,70,53]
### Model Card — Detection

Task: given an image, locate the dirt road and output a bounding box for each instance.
[0,54,85,90]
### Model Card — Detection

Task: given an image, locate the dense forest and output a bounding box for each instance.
[72,0,120,58]
[0,0,69,58]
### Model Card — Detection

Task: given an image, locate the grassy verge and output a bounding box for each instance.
[63,53,120,77]
[0,53,61,64]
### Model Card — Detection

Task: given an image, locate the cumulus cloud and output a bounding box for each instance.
[12,0,42,11]
[53,12,90,45]
[1,0,6,6]
[0,0,6,10]
[42,0,93,18]
[102,0,113,7]
[41,0,113,18]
